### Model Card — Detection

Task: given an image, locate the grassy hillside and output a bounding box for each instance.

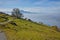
[0,13,60,40]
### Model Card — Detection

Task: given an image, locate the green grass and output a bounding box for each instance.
[0,13,60,40]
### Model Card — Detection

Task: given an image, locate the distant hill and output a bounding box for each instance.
[20,10,32,13]
[2,10,37,15]
[0,13,60,40]
[20,10,37,14]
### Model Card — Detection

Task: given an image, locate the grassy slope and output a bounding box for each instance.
[0,14,60,40]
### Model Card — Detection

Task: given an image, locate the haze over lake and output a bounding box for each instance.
[23,13,60,27]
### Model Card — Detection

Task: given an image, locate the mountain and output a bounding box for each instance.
[0,13,60,40]
[20,10,37,14]
[20,10,31,13]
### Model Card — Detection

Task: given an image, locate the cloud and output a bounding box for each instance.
[0,6,60,14]
[33,0,60,6]
[0,0,19,6]
[0,0,60,8]
[19,7,60,14]
[0,8,12,12]
[0,2,2,4]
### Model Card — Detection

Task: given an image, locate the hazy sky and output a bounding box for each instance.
[0,0,60,13]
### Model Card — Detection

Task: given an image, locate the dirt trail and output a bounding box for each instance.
[0,20,12,25]
[0,20,12,40]
[0,32,7,40]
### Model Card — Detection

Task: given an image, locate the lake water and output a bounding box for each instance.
[23,13,60,27]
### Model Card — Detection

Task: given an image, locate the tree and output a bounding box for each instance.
[51,25,59,31]
[12,8,23,18]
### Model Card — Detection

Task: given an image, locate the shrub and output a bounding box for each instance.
[10,21,17,26]
[28,19,32,21]
[51,25,60,32]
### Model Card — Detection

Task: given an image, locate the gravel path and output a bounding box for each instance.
[0,32,7,40]
[0,20,12,40]
[0,20,12,25]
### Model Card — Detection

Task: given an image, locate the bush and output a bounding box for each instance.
[28,19,32,21]
[0,12,5,14]
[10,21,17,26]
[51,25,60,32]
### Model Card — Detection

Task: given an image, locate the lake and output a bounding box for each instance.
[23,13,60,27]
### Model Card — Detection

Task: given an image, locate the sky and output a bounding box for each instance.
[0,0,60,13]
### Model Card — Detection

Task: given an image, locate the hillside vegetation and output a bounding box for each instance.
[0,13,60,40]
